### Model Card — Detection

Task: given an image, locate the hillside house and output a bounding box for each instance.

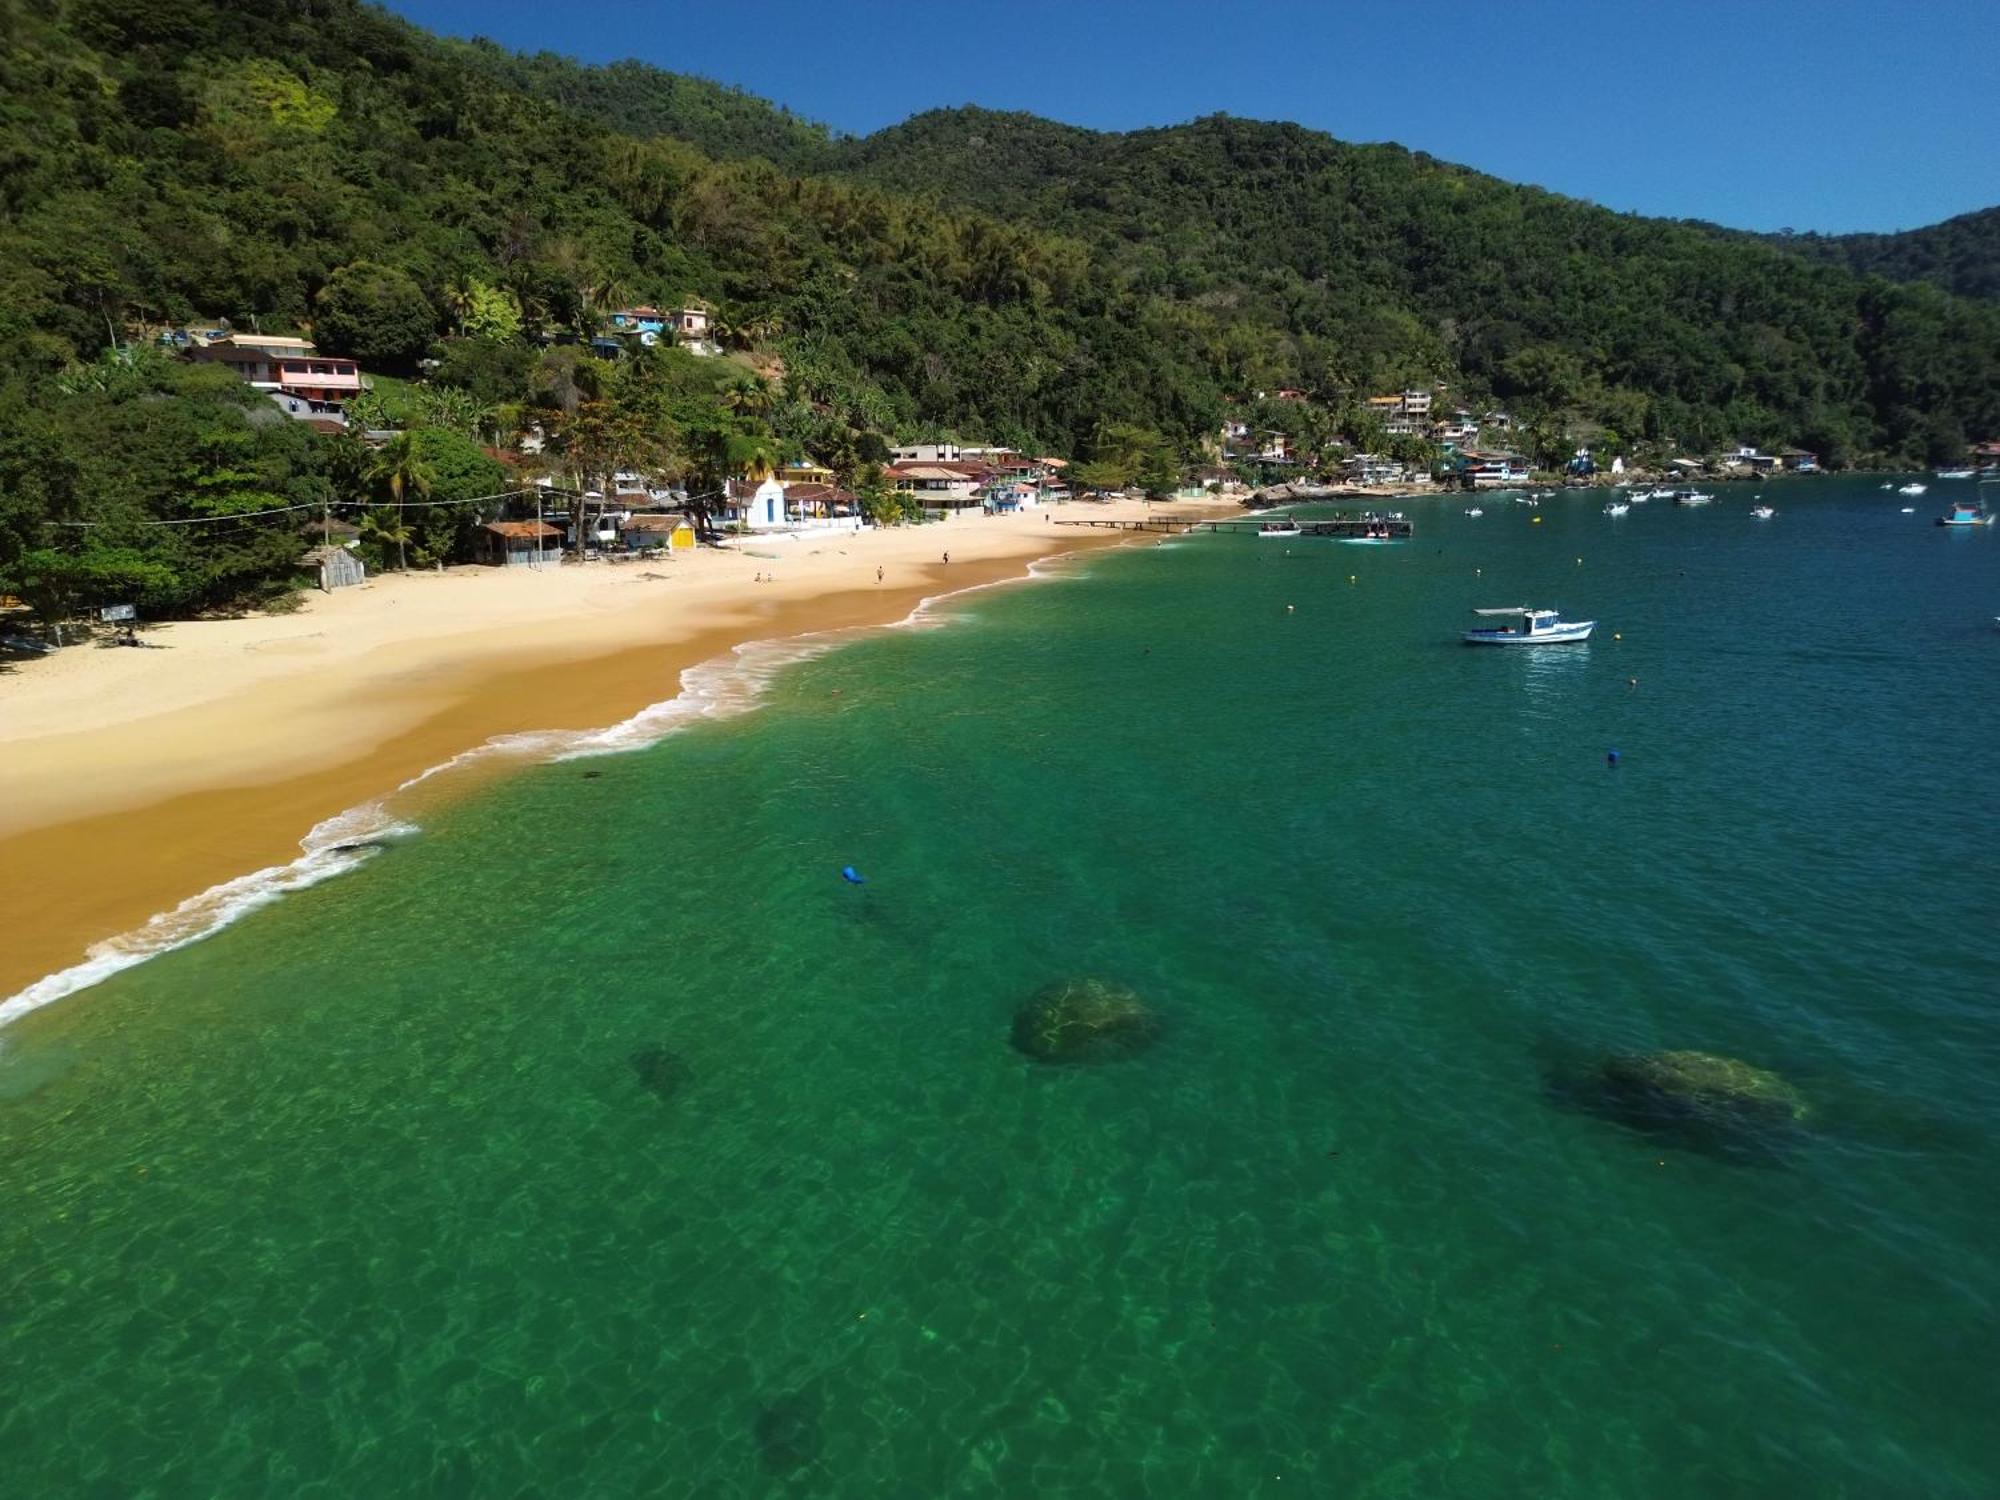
[889,442,964,464]
[185,334,366,407]
[1461,451,1533,488]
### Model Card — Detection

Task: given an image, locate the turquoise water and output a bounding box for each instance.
[3,478,1997,1497]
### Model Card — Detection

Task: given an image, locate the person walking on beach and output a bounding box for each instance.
[942,551,950,565]
[876,565,884,584]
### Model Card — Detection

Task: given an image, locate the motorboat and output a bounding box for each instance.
[1257,520,1302,538]
[1463,606,1595,645]
[1603,501,1630,516]
[1898,483,1928,497]
[1340,527,1401,545]
[1937,498,1994,527]
[1464,506,1484,517]
[1900,506,1915,514]
[1751,505,1775,519]
[1936,469,1975,480]
[1672,490,1715,505]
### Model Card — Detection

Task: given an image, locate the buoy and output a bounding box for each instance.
[1286,604,1296,613]
[1613,632,1621,641]
[1532,516,1543,525]
[841,866,867,885]
[1606,749,1621,766]
[1575,557,1583,565]
[1348,575,1356,584]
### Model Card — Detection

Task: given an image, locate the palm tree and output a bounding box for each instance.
[443,275,479,335]
[368,432,436,571]
[721,375,776,420]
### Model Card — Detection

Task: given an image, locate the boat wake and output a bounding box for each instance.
[0,551,1088,1032]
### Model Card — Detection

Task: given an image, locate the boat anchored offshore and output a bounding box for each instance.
[1752,505,1776,519]
[1899,483,1929,497]
[1672,489,1715,505]
[1603,501,1630,515]
[1257,520,1302,539]
[1937,497,1994,527]
[1463,606,1596,645]
[1937,468,1975,480]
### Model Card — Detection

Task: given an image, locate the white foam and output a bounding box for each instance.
[0,805,415,1031]
[0,552,1085,1029]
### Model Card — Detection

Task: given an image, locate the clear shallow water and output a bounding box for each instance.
[3,479,1997,1497]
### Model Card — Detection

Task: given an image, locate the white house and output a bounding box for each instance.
[723,476,789,529]
[889,442,964,464]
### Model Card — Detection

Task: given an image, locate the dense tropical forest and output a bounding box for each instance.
[1755,207,2000,305]
[2,0,1997,624]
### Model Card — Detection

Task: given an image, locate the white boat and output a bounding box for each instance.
[1900,506,1915,514]
[1898,483,1928,497]
[1464,506,1484,517]
[1257,521,1302,539]
[1603,502,1630,516]
[1463,606,1595,645]
[1751,505,1775,519]
[1936,469,1975,479]
[1672,489,1715,505]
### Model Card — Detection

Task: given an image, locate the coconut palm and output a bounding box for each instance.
[720,375,777,419]
[367,432,435,571]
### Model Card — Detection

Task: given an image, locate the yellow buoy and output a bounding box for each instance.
[1614,633,1622,641]
[1286,604,1295,613]
[1532,516,1543,525]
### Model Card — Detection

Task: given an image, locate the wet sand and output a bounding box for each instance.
[1,502,1226,1005]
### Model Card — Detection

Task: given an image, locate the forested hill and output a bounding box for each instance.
[2,0,1998,476]
[440,41,839,171]
[1753,208,2000,304]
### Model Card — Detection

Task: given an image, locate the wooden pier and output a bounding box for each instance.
[1054,514,1413,539]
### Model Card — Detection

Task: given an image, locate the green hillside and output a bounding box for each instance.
[2,0,1997,623]
[1755,207,2000,303]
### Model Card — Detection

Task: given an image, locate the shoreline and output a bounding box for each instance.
[0,500,1228,1019]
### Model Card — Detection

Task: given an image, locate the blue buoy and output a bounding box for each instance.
[1606,749,1621,766]
[841,865,867,885]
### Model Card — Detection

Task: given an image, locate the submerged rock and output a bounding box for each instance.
[1585,1050,1811,1153]
[629,1045,692,1102]
[1011,978,1158,1064]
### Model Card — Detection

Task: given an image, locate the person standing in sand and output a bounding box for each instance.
[876,566,883,584]
[942,552,950,565]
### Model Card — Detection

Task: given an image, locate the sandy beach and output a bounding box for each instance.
[0,498,1232,1006]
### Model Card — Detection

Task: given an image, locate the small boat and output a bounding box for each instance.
[1900,506,1915,514]
[1463,606,1595,645]
[1936,469,1975,480]
[1340,527,1401,545]
[1257,520,1302,539]
[1672,489,1715,505]
[1751,505,1775,519]
[1464,506,1484,517]
[1603,501,1630,516]
[1936,498,1994,527]
[1898,483,1928,497]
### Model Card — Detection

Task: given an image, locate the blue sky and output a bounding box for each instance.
[384,0,1997,233]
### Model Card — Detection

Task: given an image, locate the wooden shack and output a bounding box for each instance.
[300,544,366,591]
[476,520,563,567]
[620,513,696,554]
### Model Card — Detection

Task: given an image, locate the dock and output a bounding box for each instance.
[1054,514,1413,539]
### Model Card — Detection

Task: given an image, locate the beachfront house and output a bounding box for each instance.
[1780,448,1820,472]
[888,463,987,513]
[982,478,1039,512]
[783,482,857,518]
[620,513,696,553]
[1342,453,1405,487]
[476,520,562,566]
[722,476,789,530]
[1461,451,1533,488]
